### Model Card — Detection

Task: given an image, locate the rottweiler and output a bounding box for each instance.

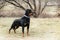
[9,9,32,37]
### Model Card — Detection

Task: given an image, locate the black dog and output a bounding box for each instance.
[9,9,32,37]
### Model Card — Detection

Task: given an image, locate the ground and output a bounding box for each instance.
[0,17,60,40]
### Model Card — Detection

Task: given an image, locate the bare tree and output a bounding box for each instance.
[0,0,6,9]
[32,0,48,17]
[0,0,48,17]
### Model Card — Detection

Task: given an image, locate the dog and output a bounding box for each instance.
[9,9,32,37]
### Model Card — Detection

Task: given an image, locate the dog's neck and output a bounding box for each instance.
[24,15,30,18]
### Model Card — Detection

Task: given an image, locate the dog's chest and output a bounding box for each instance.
[20,16,30,26]
[24,19,29,26]
[24,23,27,25]
[24,20,28,25]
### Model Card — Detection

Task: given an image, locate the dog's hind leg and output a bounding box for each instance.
[9,24,15,34]
[13,29,16,33]
[9,28,12,34]
[13,26,16,33]
[13,25,19,33]
[15,26,19,29]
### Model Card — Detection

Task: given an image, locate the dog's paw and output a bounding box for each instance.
[27,34,30,36]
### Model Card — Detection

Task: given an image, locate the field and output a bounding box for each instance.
[0,17,60,40]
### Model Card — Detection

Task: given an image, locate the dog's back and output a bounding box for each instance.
[10,16,30,29]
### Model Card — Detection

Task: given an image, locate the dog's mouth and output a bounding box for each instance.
[29,13,33,16]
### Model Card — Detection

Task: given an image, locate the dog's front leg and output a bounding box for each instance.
[22,26,24,37]
[27,24,29,36]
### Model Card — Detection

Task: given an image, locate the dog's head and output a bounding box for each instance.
[25,9,33,16]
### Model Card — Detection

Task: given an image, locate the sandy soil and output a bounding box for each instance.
[0,17,60,40]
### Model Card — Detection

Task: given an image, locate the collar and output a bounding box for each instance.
[24,15,30,18]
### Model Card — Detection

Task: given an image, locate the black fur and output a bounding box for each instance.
[9,9,32,37]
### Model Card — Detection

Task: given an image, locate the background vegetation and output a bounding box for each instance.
[0,0,60,18]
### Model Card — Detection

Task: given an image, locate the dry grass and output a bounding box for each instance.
[0,17,60,40]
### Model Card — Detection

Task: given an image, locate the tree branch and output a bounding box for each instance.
[37,0,41,16]
[5,0,26,10]
[33,0,36,11]
[0,1,5,9]
[13,0,26,10]
[0,4,5,9]
[23,0,33,10]
[41,1,48,13]
[32,0,38,17]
